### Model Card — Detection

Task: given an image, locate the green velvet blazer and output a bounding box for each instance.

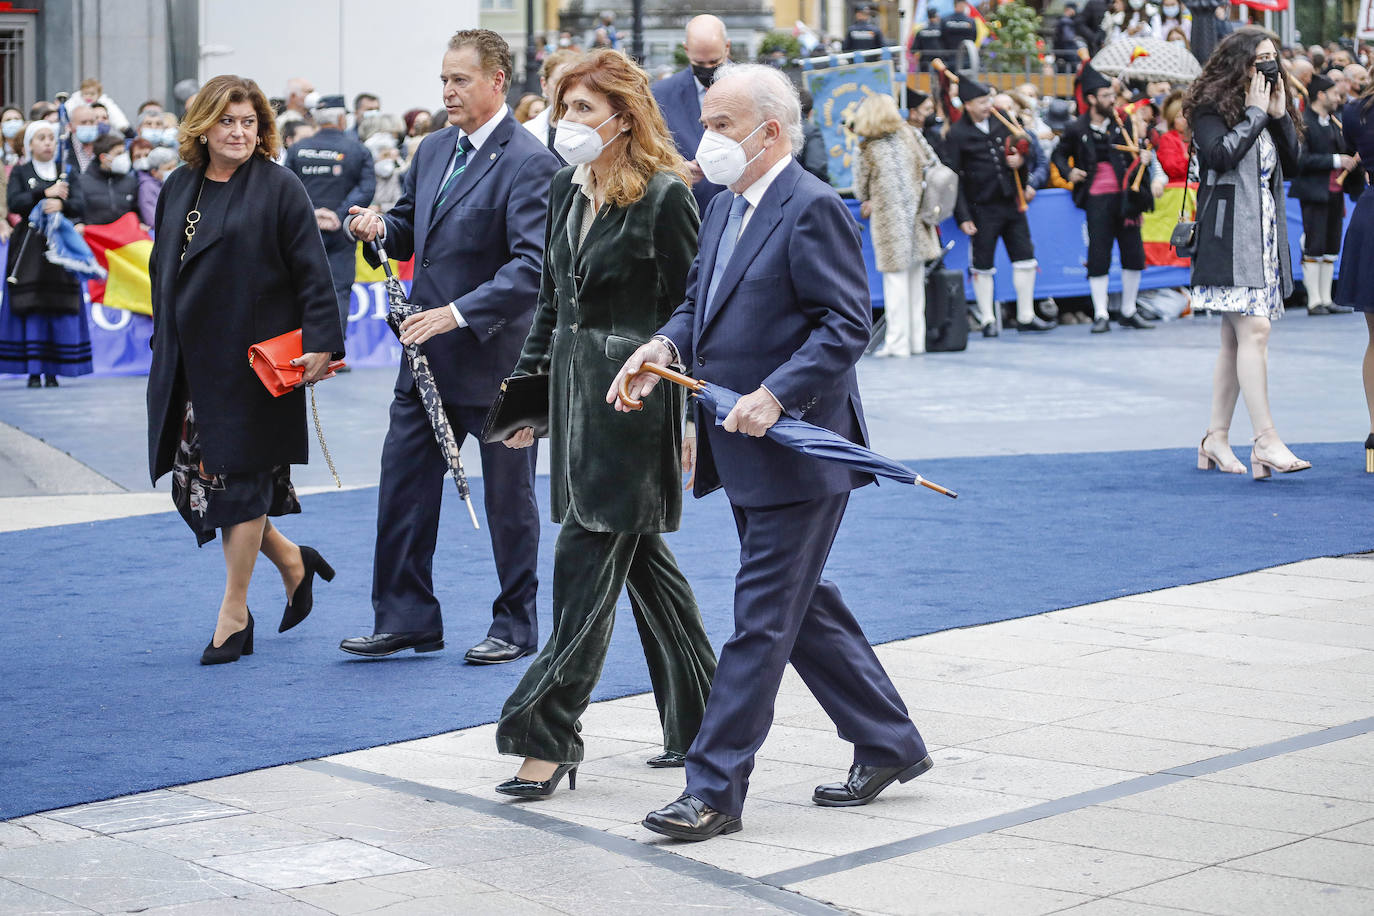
[513,166,700,533]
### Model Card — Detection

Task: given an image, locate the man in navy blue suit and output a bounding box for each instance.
[652,14,731,216]
[611,64,931,841]
[342,30,559,664]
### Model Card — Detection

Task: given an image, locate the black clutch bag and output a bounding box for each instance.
[481,374,550,444]
[1170,139,1197,259]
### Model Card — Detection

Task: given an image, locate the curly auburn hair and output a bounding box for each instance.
[1184,27,1303,139]
[552,49,691,207]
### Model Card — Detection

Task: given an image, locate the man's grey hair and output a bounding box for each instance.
[714,63,803,151]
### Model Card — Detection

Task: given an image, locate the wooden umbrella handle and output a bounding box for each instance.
[618,362,705,411]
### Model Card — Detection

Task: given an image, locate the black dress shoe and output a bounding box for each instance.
[1117,312,1154,329]
[495,763,577,799]
[43,374,58,387]
[642,794,741,842]
[981,322,999,338]
[1326,303,1355,314]
[26,375,41,388]
[279,545,336,633]
[464,636,535,665]
[201,610,254,665]
[646,751,686,768]
[812,755,935,807]
[1307,303,1332,316]
[1016,316,1056,332]
[1090,317,1111,334]
[339,631,444,657]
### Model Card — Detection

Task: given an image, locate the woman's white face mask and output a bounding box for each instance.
[553,112,619,165]
[695,121,767,187]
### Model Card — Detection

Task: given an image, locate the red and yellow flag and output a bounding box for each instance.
[83,213,153,316]
[1142,181,1197,267]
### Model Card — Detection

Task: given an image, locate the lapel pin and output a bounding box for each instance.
[489,153,496,160]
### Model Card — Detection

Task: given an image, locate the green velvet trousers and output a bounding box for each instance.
[495,518,716,764]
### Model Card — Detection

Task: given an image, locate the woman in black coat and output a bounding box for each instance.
[147,75,345,664]
[0,120,90,387]
[492,50,716,797]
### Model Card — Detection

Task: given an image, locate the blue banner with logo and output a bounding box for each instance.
[804,59,898,193]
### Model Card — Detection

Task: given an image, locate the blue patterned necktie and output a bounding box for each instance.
[434,136,475,211]
[705,194,749,320]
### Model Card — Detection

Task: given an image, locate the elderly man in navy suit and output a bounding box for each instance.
[653,14,731,215]
[343,30,559,664]
[611,64,932,841]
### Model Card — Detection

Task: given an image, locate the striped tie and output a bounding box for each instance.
[434,136,475,211]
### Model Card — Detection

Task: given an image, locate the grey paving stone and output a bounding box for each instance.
[284,877,416,914]
[1225,836,1374,889]
[0,816,95,851]
[366,891,572,915]
[200,838,427,890]
[1101,777,1374,834]
[0,878,92,915]
[915,750,1138,800]
[886,678,1125,725]
[789,859,1091,915]
[1135,630,1364,666]
[979,616,1155,649]
[854,706,1033,748]
[319,746,512,785]
[177,765,391,814]
[1215,616,1374,652]
[965,665,1194,704]
[263,790,513,854]
[962,724,1225,774]
[1199,755,1374,803]
[890,833,1197,897]
[1055,703,1313,750]
[1122,586,1341,618]
[117,812,337,860]
[1000,805,1302,864]
[1321,818,1374,846]
[1050,900,1205,916]
[608,826,829,878]
[0,836,263,911]
[1152,683,1373,728]
[523,863,791,915]
[882,629,1106,664]
[128,889,330,915]
[44,790,245,834]
[870,648,1024,684]
[1119,866,1374,916]
[749,776,1030,831]
[1220,571,1374,601]
[1266,557,1374,582]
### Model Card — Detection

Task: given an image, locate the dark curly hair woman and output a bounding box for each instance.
[1184,27,1309,480]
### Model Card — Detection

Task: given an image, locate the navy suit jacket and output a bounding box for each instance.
[362,113,559,407]
[652,68,725,216]
[657,159,874,508]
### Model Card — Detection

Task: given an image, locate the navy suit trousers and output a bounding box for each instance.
[370,387,540,647]
[684,491,927,817]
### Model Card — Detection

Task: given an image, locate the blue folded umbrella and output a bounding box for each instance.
[620,366,957,498]
[27,201,106,281]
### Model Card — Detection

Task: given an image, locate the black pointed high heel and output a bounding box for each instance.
[279,546,335,633]
[494,763,578,799]
[201,610,254,665]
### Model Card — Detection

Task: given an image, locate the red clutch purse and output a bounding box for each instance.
[247,329,345,397]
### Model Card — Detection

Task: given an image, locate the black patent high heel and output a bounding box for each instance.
[278,546,335,633]
[201,610,254,665]
[494,763,578,799]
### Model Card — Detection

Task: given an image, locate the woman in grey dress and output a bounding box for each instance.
[1185,27,1310,479]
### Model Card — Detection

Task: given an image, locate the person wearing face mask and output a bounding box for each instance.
[0,121,90,388]
[611,62,932,842]
[350,92,380,140]
[1153,2,1190,43]
[285,95,374,331]
[65,104,100,174]
[342,30,558,665]
[362,128,404,213]
[76,133,140,226]
[1187,27,1308,479]
[492,48,716,797]
[653,14,731,215]
[1290,72,1361,316]
[1,108,24,168]
[137,147,178,227]
[281,77,316,125]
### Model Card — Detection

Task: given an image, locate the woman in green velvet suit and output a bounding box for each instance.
[493,49,717,797]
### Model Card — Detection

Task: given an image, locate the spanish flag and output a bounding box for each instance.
[1142,181,1197,267]
[969,4,993,46]
[83,213,152,316]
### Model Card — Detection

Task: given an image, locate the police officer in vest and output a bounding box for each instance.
[843,4,886,54]
[285,94,375,331]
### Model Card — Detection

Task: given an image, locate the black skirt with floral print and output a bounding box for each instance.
[172,400,300,547]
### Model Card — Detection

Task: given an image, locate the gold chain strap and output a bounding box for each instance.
[308,384,341,488]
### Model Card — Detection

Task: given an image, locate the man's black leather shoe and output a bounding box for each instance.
[646,751,685,768]
[1117,312,1154,329]
[981,321,999,338]
[1016,315,1056,332]
[464,636,535,665]
[642,794,741,842]
[339,632,444,657]
[812,755,935,807]
[1326,303,1355,314]
[1090,317,1111,334]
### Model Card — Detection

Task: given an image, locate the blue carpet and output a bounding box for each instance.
[2,442,1370,820]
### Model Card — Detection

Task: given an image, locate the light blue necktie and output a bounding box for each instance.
[705,194,749,320]
[434,136,475,212]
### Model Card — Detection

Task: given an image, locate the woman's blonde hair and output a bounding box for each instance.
[178,75,279,169]
[851,92,905,141]
[553,49,690,207]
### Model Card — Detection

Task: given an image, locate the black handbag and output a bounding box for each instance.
[1170,140,1197,259]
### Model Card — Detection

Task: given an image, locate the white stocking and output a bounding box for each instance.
[972,271,996,327]
[1120,270,1141,317]
[1089,275,1110,321]
[1011,260,1038,324]
[1302,259,1322,307]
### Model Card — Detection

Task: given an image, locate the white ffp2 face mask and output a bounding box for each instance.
[108,152,132,175]
[695,122,766,187]
[553,112,619,165]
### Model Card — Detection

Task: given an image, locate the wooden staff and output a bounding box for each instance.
[1338,153,1360,185]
